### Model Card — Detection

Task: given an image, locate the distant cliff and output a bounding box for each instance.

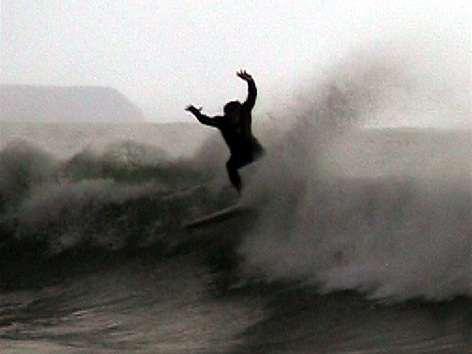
[0,85,145,123]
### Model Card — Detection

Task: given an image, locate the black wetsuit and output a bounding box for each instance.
[189,79,264,191]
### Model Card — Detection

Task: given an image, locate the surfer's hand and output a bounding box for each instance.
[237,70,252,82]
[185,105,202,114]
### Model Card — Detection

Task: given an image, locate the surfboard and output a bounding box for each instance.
[184,204,250,229]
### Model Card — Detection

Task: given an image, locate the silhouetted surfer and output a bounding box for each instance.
[186,70,264,192]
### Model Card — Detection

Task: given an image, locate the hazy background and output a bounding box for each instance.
[1,0,471,125]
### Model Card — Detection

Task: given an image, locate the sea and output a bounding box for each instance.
[1,73,471,352]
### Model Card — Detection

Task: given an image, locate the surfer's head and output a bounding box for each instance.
[224,101,242,124]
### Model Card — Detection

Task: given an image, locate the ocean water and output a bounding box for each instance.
[1,65,471,352]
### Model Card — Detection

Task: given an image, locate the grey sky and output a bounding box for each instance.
[1,0,470,125]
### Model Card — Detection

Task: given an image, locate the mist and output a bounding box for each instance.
[232,48,471,300]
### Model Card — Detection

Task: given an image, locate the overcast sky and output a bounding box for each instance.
[1,0,470,125]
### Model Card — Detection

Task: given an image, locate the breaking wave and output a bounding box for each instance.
[239,54,471,301]
[1,49,470,302]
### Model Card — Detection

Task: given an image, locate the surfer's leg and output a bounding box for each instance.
[226,157,242,192]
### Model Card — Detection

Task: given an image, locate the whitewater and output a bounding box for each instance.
[1,56,471,352]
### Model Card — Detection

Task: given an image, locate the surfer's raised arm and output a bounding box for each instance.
[185,105,219,127]
[237,70,257,111]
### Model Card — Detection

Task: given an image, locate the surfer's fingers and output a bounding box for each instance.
[237,70,250,80]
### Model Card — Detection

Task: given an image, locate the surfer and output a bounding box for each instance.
[186,70,264,192]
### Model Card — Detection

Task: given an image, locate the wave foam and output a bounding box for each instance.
[238,52,472,301]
